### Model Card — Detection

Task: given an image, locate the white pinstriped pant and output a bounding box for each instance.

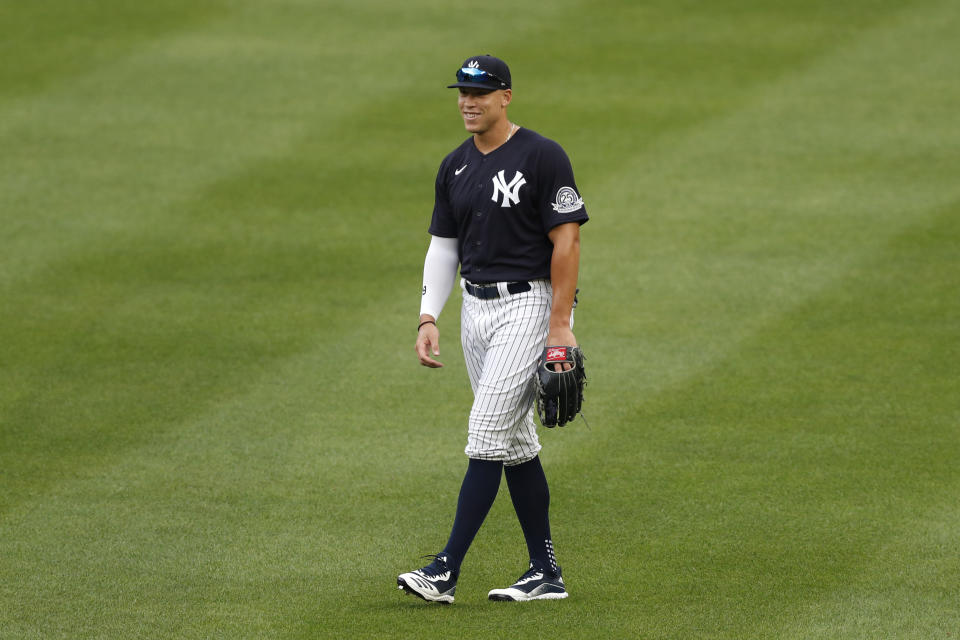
[460,279,555,465]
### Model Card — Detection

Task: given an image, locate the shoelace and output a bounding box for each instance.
[418,554,450,578]
[516,564,542,582]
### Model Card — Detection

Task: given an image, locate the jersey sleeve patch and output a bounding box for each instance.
[551,186,584,214]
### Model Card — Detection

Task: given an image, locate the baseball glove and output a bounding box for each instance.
[534,346,586,428]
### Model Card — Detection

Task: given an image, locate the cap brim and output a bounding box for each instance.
[447,82,506,90]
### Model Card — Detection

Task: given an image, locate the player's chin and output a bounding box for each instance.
[462,116,483,131]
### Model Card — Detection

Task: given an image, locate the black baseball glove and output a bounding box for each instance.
[534,346,586,428]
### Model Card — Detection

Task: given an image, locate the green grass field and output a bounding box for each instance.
[2,1,958,638]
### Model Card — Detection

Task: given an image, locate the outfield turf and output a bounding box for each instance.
[2,1,958,638]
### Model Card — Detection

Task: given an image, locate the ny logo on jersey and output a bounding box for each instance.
[491,170,526,208]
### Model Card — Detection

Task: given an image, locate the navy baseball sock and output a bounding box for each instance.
[442,458,504,572]
[504,455,558,574]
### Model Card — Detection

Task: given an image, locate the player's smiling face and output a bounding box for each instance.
[458,88,511,134]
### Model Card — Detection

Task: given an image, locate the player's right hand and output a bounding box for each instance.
[416,322,443,368]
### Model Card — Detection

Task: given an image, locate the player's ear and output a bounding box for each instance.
[501,89,512,107]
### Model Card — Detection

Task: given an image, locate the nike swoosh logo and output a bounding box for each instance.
[455,164,468,175]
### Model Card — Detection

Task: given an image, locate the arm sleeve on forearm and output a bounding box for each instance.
[420,235,459,319]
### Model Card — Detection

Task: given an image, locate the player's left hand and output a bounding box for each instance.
[545,328,577,371]
[534,345,587,427]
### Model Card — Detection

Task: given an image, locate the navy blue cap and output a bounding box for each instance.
[447,55,511,91]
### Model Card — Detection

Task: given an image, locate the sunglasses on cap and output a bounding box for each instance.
[456,67,507,86]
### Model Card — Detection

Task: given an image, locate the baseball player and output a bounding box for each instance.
[397,55,588,604]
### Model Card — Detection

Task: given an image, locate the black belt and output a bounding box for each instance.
[464,280,531,299]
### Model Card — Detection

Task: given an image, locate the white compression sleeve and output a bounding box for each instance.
[420,235,459,320]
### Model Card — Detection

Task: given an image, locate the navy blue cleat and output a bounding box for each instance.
[397,553,458,604]
[488,559,568,601]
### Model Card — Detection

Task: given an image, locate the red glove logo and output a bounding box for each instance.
[546,347,567,362]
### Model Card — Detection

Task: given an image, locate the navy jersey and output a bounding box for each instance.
[429,128,588,283]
